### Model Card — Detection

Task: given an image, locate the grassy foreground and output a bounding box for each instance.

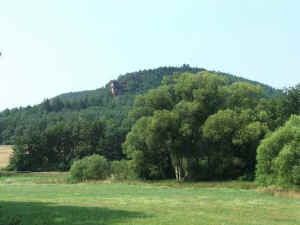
[0,173,300,225]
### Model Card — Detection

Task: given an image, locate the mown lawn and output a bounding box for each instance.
[0,173,299,225]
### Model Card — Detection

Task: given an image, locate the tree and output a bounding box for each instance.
[124,72,229,181]
[226,82,263,110]
[124,71,269,181]
[51,98,65,112]
[123,116,173,180]
[278,84,300,123]
[8,117,106,171]
[256,115,300,186]
[203,109,268,179]
[41,99,52,112]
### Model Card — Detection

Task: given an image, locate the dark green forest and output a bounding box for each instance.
[1,66,299,184]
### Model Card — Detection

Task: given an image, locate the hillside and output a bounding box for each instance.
[56,65,280,103]
[0,66,282,161]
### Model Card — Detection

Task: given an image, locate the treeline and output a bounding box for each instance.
[9,118,105,171]
[123,72,300,182]
[0,66,279,168]
[0,66,280,146]
[1,67,298,185]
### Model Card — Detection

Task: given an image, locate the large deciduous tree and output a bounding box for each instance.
[256,115,300,186]
[203,109,268,179]
[124,72,267,181]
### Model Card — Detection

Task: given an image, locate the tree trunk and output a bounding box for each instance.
[175,165,179,181]
[174,160,184,182]
[172,154,184,182]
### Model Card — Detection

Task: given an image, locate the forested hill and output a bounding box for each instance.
[0,65,281,151]
[56,65,280,103]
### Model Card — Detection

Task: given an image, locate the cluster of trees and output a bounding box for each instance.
[9,118,106,171]
[123,73,299,183]
[0,66,280,146]
[256,115,300,186]
[1,66,279,171]
[1,66,299,185]
[124,72,268,181]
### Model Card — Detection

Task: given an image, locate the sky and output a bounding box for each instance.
[0,0,299,110]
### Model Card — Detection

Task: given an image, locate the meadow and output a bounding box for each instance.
[0,145,12,168]
[0,173,300,225]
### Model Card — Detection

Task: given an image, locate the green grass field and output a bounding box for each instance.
[0,173,300,225]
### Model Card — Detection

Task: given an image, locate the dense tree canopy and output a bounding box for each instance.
[0,66,280,147]
[123,72,271,181]
[9,118,105,171]
[2,66,298,184]
[256,115,300,186]
[203,109,268,179]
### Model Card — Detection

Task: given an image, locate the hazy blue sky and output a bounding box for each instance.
[0,0,299,110]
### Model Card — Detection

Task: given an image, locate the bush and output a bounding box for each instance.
[70,154,110,181]
[292,166,300,185]
[7,145,28,171]
[110,160,137,180]
[256,115,300,186]
[238,173,255,181]
[0,217,21,225]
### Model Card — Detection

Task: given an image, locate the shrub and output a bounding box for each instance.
[0,217,22,225]
[256,115,300,186]
[292,166,300,185]
[238,173,255,181]
[110,160,137,180]
[70,154,110,181]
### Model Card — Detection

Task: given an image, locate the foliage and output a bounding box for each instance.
[0,66,281,154]
[279,84,300,122]
[110,160,136,180]
[0,217,22,225]
[123,117,174,180]
[256,115,300,186]
[8,118,105,171]
[70,154,110,181]
[203,109,268,179]
[0,66,292,179]
[124,71,270,181]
